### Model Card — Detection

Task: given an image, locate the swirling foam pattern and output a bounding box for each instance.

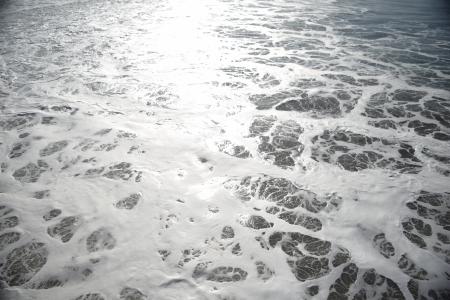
[0,0,449,299]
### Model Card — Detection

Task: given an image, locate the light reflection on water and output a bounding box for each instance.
[0,0,449,299]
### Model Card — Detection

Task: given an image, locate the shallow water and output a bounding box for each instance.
[0,0,449,299]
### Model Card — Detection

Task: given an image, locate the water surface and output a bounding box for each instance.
[0,0,449,299]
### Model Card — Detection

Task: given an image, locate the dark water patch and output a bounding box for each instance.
[268,231,350,282]
[404,191,450,263]
[311,129,423,173]
[1,241,49,286]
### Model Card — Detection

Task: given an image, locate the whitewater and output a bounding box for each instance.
[0,0,449,299]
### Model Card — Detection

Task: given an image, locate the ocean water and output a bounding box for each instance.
[0,0,449,299]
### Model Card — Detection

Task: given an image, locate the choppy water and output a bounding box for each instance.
[0,0,449,299]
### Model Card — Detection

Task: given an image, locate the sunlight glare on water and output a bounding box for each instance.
[0,0,449,299]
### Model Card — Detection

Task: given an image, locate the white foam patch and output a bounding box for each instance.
[0,0,449,299]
